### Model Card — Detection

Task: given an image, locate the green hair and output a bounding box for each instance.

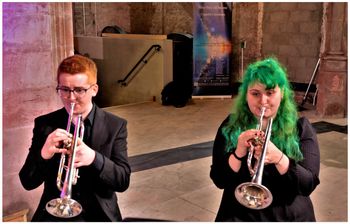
[222,57,303,161]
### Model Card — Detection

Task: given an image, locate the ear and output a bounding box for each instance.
[91,84,99,97]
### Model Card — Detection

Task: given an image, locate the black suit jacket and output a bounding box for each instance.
[19,105,131,221]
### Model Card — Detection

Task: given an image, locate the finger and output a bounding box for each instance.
[53,130,72,140]
[57,148,68,154]
[242,132,255,145]
[56,128,72,134]
[76,137,84,146]
[48,145,58,154]
[265,158,272,165]
[54,129,72,137]
[248,129,259,137]
[74,160,82,168]
[52,134,71,141]
[246,140,253,147]
[49,145,67,154]
[74,146,82,155]
[56,137,72,147]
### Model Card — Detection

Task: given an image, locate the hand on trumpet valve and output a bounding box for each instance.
[263,141,284,165]
[41,128,73,160]
[250,131,265,147]
[249,140,283,165]
[60,138,72,149]
[237,130,263,148]
[72,138,96,168]
[236,129,265,163]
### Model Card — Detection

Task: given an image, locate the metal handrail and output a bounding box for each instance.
[117,44,161,86]
[301,58,320,106]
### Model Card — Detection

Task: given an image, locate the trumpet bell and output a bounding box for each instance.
[46,197,82,218]
[234,182,273,210]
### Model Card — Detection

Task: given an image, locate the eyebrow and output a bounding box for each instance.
[248,88,275,93]
[58,85,85,89]
[248,88,261,92]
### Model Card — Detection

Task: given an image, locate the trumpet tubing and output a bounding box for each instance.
[56,103,75,190]
[46,103,84,218]
[60,114,82,201]
[234,107,273,210]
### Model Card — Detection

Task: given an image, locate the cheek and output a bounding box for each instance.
[247,95,259,106]
[270,95,282,109]
[246,96,253,108]
[61,99,71,109]
[246,96,260,116]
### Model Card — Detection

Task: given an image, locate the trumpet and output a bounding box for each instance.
[234,107,273,210]
[46,103,84,218]
[247,107,266,176]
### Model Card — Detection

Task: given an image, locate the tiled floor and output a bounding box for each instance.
[104,98,348,222]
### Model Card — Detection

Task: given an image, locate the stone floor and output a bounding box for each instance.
[104,98,348,222]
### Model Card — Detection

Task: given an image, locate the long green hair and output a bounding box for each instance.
[222,57,303,161]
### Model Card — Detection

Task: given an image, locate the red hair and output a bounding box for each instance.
[57,55,97,84]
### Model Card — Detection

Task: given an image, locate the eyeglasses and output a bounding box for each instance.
[56,84,95,98]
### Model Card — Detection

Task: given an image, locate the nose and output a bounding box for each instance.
[68,91,77,100]
[260,93,268,105]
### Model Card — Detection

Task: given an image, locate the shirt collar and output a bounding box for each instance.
[84,103,96,127]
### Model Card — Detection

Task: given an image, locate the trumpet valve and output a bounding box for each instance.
[59,137,72,149]
[250,136,263,147]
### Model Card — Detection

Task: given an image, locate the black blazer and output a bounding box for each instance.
[19,106,131,221]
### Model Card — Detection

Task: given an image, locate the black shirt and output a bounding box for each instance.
[82,103,95,145]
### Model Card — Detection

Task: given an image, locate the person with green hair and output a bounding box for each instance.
[210,57,320,221]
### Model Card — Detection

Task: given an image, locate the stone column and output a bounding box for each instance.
[3,2,74,220]
[317,2,347,117]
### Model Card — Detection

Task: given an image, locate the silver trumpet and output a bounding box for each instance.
[46,103,84,218]
[247,107,266,176]
[234,107,273,210]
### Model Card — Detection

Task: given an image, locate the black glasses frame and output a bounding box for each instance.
[56,84,95,98]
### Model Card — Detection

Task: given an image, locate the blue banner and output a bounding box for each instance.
[193,2,232,95]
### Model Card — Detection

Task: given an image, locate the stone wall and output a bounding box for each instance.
[232,3,263,80]
[73,2,131,36]
[262,3,323,83]
[3,2,74,220]
[73,2,193,36]
[72,2,326,84]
